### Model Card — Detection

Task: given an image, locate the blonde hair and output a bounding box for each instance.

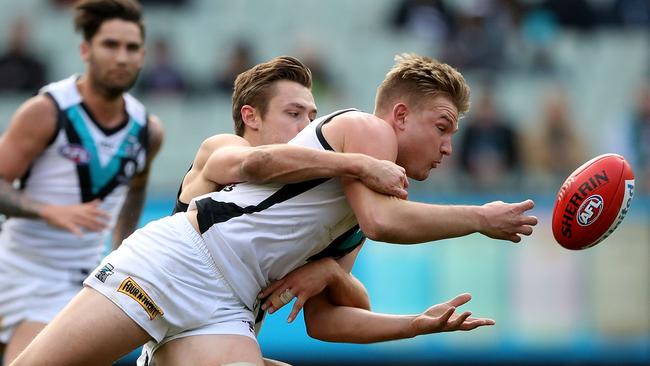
[232,56,312,136]
[375,53,470,116]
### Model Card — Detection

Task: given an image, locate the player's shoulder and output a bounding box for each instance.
[330,110,396,141]
[20,93,58,117]
[200,133,250,152]
[192,134,250,168]
[11,94,58,130]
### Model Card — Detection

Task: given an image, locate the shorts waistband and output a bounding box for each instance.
[171,212,225,283]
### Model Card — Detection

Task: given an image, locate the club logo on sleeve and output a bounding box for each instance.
[117,277,164,320]
[94,263,114,283]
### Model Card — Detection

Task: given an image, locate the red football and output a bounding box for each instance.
[552,154,635,250]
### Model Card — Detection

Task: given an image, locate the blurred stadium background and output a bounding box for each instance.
[0,0,648,365]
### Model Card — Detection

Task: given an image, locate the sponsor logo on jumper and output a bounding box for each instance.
[94,263,114,283]
[117,277,163,320]
[560,170,609,238]
[59,144,90,164]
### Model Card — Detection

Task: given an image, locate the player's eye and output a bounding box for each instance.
[103,40,119,49]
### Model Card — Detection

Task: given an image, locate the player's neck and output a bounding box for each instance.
[242,131,262,147]
[76,76,126,128]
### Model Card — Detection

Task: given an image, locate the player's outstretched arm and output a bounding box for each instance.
[304,292,494,343]
[0,95,111,236]
[112,115,164,249]
[201,137,409,199]
[325,114,537,244]
[259,246,370,322]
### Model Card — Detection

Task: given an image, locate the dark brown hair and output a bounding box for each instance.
[74,0,144,41]
[232,56,312,136]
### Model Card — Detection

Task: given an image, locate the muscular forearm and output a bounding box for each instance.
[359,194,484,244]
[304,295,415,343]
[326,271,370,310]
[239,145,371,184]
[112,185,146,249]
[0,178,42,218]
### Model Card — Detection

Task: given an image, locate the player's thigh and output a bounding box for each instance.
[154,334,263,366]
[11,287,151,366]
[3,321,46,365]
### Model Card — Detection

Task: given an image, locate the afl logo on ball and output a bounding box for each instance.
[577,195,604,226]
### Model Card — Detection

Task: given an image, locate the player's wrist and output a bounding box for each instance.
[34,202,51,220]
[405,315,421,338]
[322,257,343,285]
[473,205,488,234]
[345,153,368,179]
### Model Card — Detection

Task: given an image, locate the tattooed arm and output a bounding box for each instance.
[0,95,56,217]
[111,115,164,250]
[0,179,41,218]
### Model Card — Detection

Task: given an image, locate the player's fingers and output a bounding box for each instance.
[447,293,472,307]
[436,307,455,326]
[90,208,111,220]
[516,199,535,212]
[262,295,279,311]
[460,318,496,330]
[259,280,285,300]
[509,234,522,243]
[520,215,538,226]
[78,216,107,232]
[448,311,472,329]
[519,225,534,236]
[287,297,306,323]
[267,288,294,313]
[85,211,110,226]
[75,218,102,232]
[395,188,408,200]
[55,219,82,237]
[65,223,83,237]
[466,316,495,325]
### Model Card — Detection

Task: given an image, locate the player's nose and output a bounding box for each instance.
[441,141,452,156]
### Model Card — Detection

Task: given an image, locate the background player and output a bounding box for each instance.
[0,0,163,363]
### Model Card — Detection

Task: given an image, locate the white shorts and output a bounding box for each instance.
[84,213,257,361]
[0,263,81,344]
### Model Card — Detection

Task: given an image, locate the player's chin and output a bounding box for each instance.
[411,169,431,181]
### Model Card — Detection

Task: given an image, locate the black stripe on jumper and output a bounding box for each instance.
[195,177,329,234]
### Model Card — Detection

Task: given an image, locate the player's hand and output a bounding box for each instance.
[259,257,340,323]
[39,199,111,236]
[359,158,409,199]
[479,199,538,243]
[410,293,495,336]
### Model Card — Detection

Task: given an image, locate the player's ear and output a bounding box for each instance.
[241,105,259,131]
[80,41,90,62]
[393,103,408,130]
